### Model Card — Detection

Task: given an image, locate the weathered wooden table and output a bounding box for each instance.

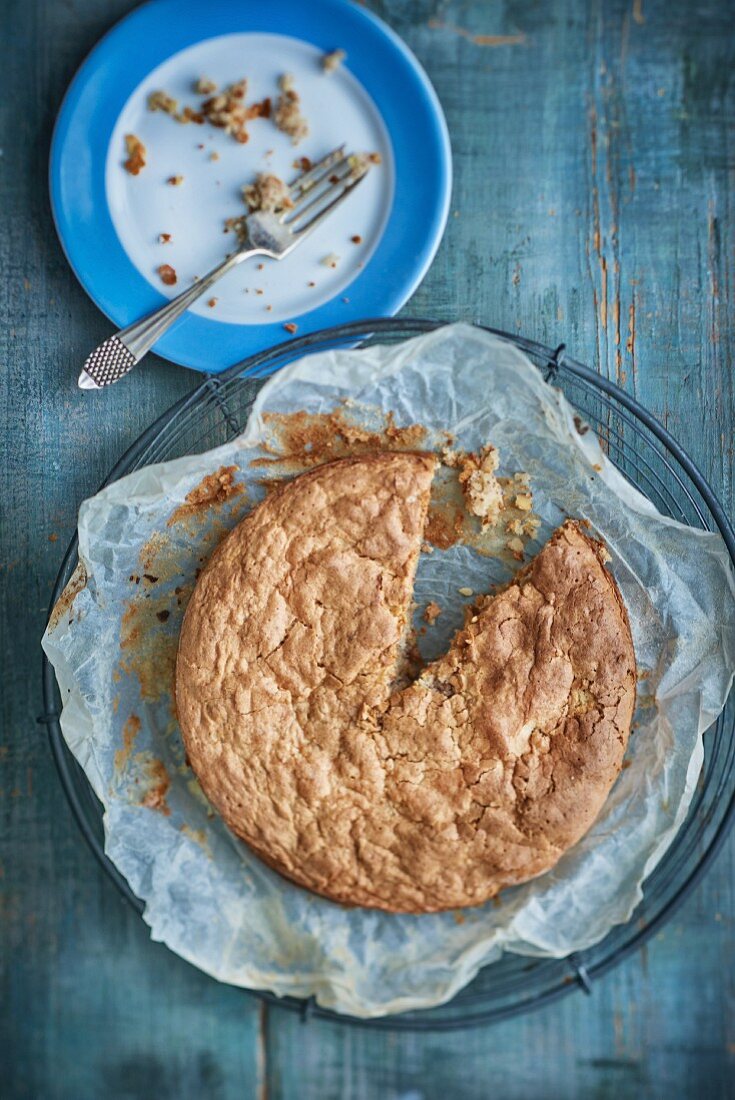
[2,0,734,1095]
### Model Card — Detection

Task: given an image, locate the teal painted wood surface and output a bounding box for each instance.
[1,0,734,1096]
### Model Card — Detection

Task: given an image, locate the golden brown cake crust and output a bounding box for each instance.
[176,453,636,913]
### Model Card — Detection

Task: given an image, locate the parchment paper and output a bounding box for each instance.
[42,324,735,1017]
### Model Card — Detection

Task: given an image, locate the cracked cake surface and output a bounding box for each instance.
[176,451,636,913]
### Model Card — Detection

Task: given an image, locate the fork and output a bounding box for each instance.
[78,146,369,389]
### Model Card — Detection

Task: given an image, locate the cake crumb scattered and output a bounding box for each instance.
[194,77,217,95]
[321,253,340,268]
[148,89,178,115]
[321,48,347,73]
[207,297,217,308]
[440,445,461,468]
[201,78,249,141]
[350,234,362,244]
[293,156,313,172]
[507,536,525,559]
[283,322,298,333]
[209,151,220,162]
[459,444,503,526]
[224,215,246,240]
[158,232,172,244]
[157,263,177,286]
[274,74,309,144]
[348,152,382,178]
[176,105,205,124]
[243,172,293,212]
[167,174,184,186]
[424,601,442,624]
[458,587,474,597]
[123,134,146,175]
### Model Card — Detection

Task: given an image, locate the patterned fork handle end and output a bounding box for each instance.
[78,335,137,389]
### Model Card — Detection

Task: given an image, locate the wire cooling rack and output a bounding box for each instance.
[41,319,735,1030]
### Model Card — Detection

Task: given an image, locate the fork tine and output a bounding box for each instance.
[286,155,352,219]
[286,158,356,226]
[293,171,369,241]
[288,145,345,199]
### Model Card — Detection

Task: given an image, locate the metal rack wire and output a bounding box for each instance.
[41,319,735,1030]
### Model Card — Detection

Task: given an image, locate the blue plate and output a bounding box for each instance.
[50,0,452,373]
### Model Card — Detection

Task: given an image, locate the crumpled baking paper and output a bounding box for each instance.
[42,324,735,1017]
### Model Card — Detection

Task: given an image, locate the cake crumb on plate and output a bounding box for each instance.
[123,134,146,175]
[321,48,347,73]
[157,263,177,286]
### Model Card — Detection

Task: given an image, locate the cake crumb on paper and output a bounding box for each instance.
[507,536,525,560]
[458,444,503,526]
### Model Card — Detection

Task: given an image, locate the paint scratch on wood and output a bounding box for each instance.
[613,266,622,376]
[428,19,527,47]
[257,1002,268,1100]
[600,255,608,330]
[627,296,637,392]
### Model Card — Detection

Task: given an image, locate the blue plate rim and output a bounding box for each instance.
[49,0,452,374]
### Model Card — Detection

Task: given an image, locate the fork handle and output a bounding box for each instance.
[118,247,259,361]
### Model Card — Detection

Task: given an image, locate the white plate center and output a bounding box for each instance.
[105,33,394,326]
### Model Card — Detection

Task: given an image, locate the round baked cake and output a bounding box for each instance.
[176,452,636,913]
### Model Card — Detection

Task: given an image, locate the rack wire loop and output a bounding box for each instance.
[569,955,594,996]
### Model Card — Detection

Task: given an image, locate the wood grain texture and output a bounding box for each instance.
[1,0,733,1096]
